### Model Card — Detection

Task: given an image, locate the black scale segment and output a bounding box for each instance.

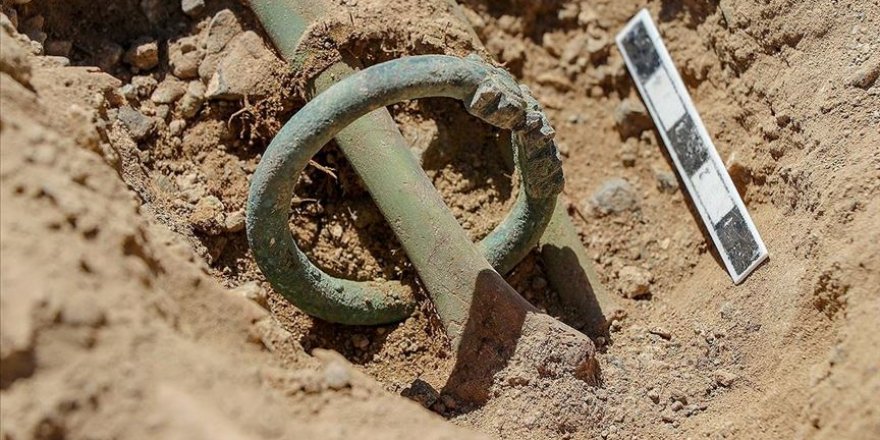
[667,115,710,177]
[620,22,661,82]
[715,208,761,275]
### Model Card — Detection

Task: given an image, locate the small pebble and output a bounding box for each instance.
[169,37,202,79]
[168,119,186,136]
[614,98,652,138]
[151,78,187,104]
[329,224,344,240]
[224,210,245,233]
[556,141,570,157]
[189,195,226,235]
[140,0,166,24]
[155,104,170,121]
[617,266,652,299]
[655,170,679,193]
[205,31,280,100]
[323,361,351,390]
[178,81,206,118]
[203,9,243,54]
[713,369,738,387]
[117,106,155,141]
[119,84,137,101]
[131,75,158,98]
[648,327,672,340]
[95,40,124,71]
[719,301,735,319]
[588,178,638,216]
[619,138,638,167]
[124,37,159,71]
[850,60,880,89]
[181,0,206,17]
[21,15,46,44]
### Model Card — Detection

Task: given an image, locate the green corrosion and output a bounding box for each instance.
[247,55,563,326]
[247,0,618,337]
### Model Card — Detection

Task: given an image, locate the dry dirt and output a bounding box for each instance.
[1,0,879,439]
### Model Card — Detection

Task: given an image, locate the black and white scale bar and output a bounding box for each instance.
[615,9,768,284]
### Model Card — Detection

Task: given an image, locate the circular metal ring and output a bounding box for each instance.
[247,55,563,325]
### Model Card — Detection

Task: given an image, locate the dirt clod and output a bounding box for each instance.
[117,105,155,141]
[94,40,123,71]
[588,178,639,216]
[323,361,352,390]
[205,31,286,101]
[614,98,652,138]
[849,59,880,89]
[179,80,205,118]
[616,266,652,299]
[154,82,184,108]
[181,0,205,18]
[124,37,159,71]
[189,195,226,235]
[168,36,202,79]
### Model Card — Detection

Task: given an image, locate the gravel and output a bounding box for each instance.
[655,170,679,193]
[117,106,155,141]
[588,178,639,216]
[178,80,205,118]
[189,195,226,235]
[181,0,206,17]
[124,37,159,71]
[616,266,653,299]
[150,77,186,104]
[169,36,201,79]
[614,98,653,138]
[94,40,123,72]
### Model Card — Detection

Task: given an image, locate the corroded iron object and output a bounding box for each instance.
[247,55,563,325]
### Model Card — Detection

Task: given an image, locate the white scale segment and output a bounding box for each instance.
[616,9,768,283]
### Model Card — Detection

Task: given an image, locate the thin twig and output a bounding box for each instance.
[308,160,338,180]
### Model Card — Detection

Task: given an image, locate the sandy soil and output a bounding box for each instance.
[1,0,878,439]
